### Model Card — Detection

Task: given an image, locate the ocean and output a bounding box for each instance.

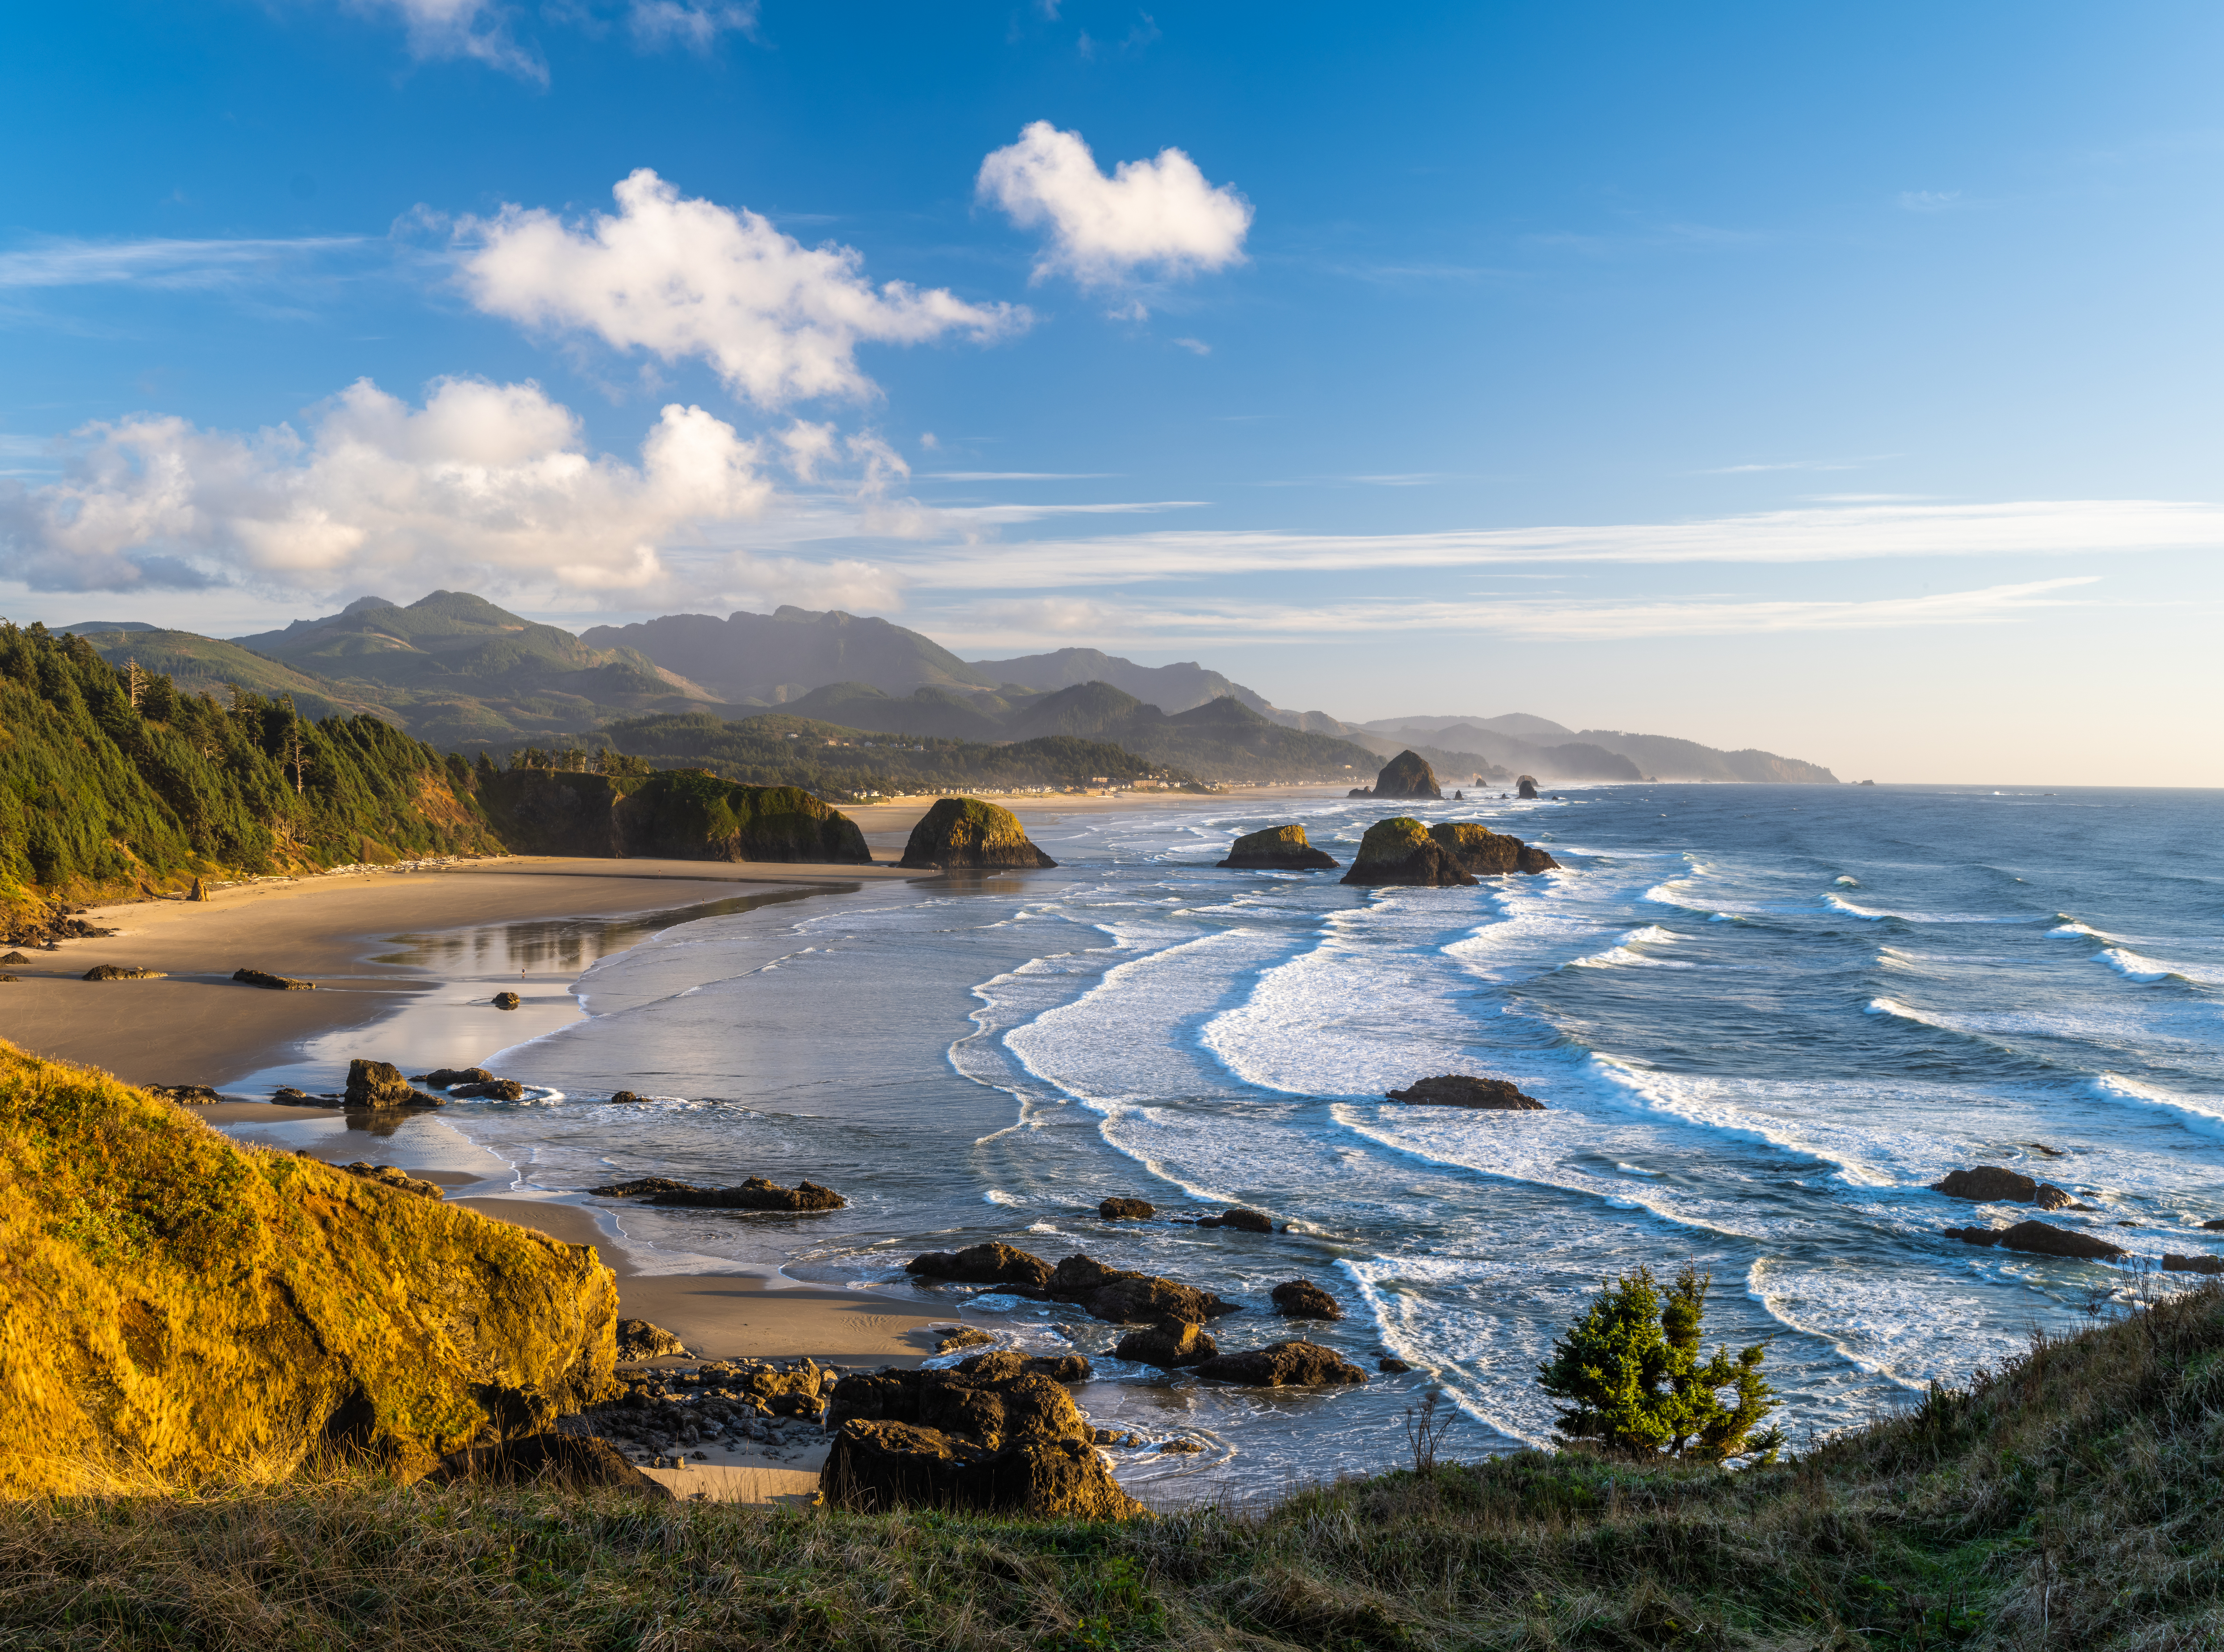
[238,783,2224,1499]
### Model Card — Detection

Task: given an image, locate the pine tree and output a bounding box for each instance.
[1536,1263,1783,1463]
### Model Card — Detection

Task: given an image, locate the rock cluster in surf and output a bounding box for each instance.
[1387,1074,1546,1111]
[593,1175,847,1212]
[1931,1165,2084,1210]
[1341,817,1477,887]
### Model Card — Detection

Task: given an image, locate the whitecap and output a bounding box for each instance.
[2089,1073,2224,1141]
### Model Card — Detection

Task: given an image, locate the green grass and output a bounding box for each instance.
[7,1281,2223,1649]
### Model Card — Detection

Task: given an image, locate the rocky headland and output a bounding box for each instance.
[1340,817,1479,887]
[478,768,871,863]
[1216,823,1338,870]
[898,797,1059,870]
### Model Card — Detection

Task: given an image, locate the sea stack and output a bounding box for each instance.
[1427,822,1558,875]
[1340,818,1478,887]
[899,798,1058,870]
[1371,750,1442,800]
[1516,775,1540,800]
[1217,825,1338,870]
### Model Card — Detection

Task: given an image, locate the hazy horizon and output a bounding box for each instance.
[5,6,2220,786]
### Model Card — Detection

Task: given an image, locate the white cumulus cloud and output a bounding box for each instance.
[977,122,1252,287]
[457,169,1027,409]
[0,377,770,595]
[343,0,546,81]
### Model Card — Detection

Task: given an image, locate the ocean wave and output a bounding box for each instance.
[2094,947,2219,989]
[1827,894,2029,924]
[2089,1073,2224,1140]
[1571,924,1695,970]
[1747,1258,2024,1392]
[2050,917,2119,942]
[1866,996,1952,1030]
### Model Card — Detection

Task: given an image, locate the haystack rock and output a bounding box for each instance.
[1427,822,1559,875]
[343,1058,442,1110]
[1386,1074,1545,1110]
[1372,750,1442,800]
[821,1352,1142,1518]
[1217,824,1338,870]
[899,797,1057,870]
[1943,1221,2127,1260]
[1340,818,1479,888]
[1516,776,1540,800]
[1931,1166,2081,1211]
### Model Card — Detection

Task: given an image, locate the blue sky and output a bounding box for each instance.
[4,2,2221,781]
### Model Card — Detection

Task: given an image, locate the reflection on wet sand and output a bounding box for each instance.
[372,886,851,979]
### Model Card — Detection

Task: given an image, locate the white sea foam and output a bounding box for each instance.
[2098,947,2180,983]
[1748,1258,2024,1392]
[2089,1073,2224,1140]
[1867,996,1952,1029]
[1827,894,2028,924]
[984,1189,1026,1206]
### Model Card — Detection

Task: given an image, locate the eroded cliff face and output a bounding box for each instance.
[898,797,1057,869]
[476,770,869,863]
[0,1043,618,1494]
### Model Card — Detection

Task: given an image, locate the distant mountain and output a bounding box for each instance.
[64,626,392,725]
[968,648,1273,717]
[582,607,994,704]
[1363,712,1836,784]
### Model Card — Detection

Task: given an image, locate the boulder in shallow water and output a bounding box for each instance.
[1340,818,1479,888]
[1386,1074,1545,1110]
[1098,1196,1156,1220]
[899,797,1057,870]
[1516,776,1540,800]
[609,1090,644,1104]
[615,1319,690,1361]
[1217,824,1338,870]
[2164,1254,2224,1275]
[451,1078,526,1101]
[343,1058,442,1110]
[594,1175,845,1211]
[1944,1221,2127,1260]
[1372,750,1442,800]
[1931,1165,2081,1210]
[426,1433,669,1498]
[414,1067,494,1089]
[905,1242,1056,1288]
[1115,1321,1218,1367]
[1193,1340,1368,1386]
[1271,1279,1343,1320]
[1197,1207,1275,1233]
[1427,821,1559,875]
[1047,1253,1240,1324]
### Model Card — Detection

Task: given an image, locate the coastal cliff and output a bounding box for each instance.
[477,768,869,863]
[0,1042,618,1494]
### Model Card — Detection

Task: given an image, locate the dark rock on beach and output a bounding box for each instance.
[821,1352,1139,1518]
[906,1242,1057,1288]
[1371,750,1442,800]
[1428,822,1558,875]
[344,1058,443,1110]
[1098,1197,1156,1220]
[1271,1279,1343,1320]
[1387,1074,1546,1110]
[426,1433,671,1499]
[0,951,28,965]
[1217,824,1338,870]
[1114,1321,1218,1367]
[233,968,315,990]
[414,1067,495,1089]
[2165,1254,2224,1275]
[1945,1221,2128,1260]
[1198,1207,1275,1233]
[83,964,165,981]
[1046,1253,1241,1325]
[594,1175,846,1212]
[493,991,522,1009]
[270,1087,339,1107]
[451,1078,526,1100]
[1193,1340,1369,1387]
[1932,1166,2082,1210]
[1340,817,1479,888]
[616,1319,691,1361]
[899,797,1057,870]
[1378,1356,1414,1374]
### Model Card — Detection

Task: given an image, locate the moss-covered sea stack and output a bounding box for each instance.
[899,797,1058,870]
[1340,817,1479,887]
[480,768,869,862]
[1371,749,1442,800]
[1428,821,1559,874]
[1217,823,1338,870]
[0,1041,618,1495]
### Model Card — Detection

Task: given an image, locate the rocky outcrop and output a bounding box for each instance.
[1932,1166,2082,1210]
[1378,1356,1413,1374]
[905,1242,1058,1288]
[0,1042,619,1496]
[1428,822,1559,875]
[478,768,872,864]
[233,968,315,990]
[452,1079,526,1100]
[337,1162,445,1200]
[426,1432,670,1498]
[616,1319,691,1361]
[344,1059,443,1110]
[821,1352,1140,1518]
[1045,1254,1241,1324]
[1387,1074,1546,1110]
[2164,1254,2224,1275]
[899,797,1058,870]
[415,1067,494,1089]
[1945,1221,2127,1260]
[1115,1321,1218,1366]
[935,1326,995,1353]
[1197,1207,1275,1232]
[1372,750,1442,800]
[1271,1279,1342,1319]
[1516,776,1540,799]
[1098,1197,1156,1220]
[493,991,522,1009]
[592,1175,846,1212]
[1340,818,1479,888]
[82,965,165,981]
[1217,824,1338,870]
[610,1090,645,1104]
[1193,1340,1369,1386]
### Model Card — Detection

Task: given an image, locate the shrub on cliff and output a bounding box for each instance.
[0,1041,618,1493]
[1537,1263,1782,1462]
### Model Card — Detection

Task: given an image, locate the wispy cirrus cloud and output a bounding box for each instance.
[0,235,368,291]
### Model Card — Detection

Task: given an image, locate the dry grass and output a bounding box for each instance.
[7,1282,2224,1649]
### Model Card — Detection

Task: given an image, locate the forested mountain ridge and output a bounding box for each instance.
[0,621,496,918]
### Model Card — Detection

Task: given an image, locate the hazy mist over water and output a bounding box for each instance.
[258,784,2224,1494]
